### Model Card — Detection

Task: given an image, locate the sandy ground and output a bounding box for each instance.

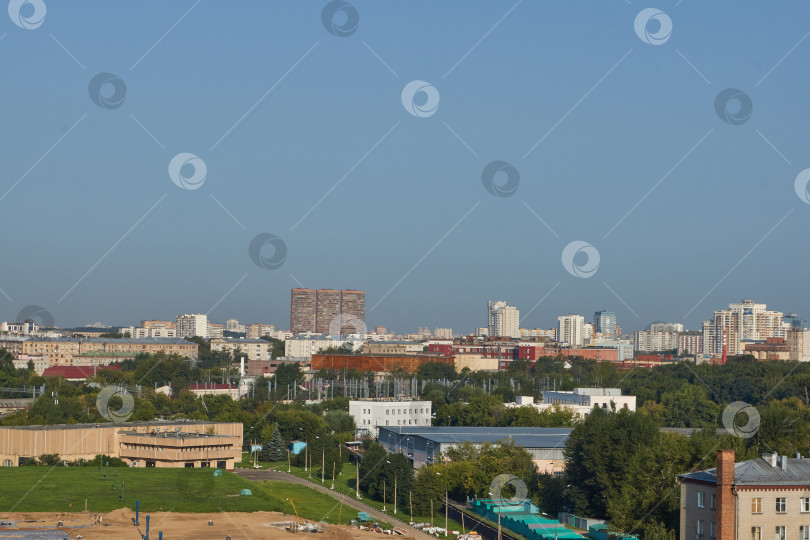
[0,508,411,539]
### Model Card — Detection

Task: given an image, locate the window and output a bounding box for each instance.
[710,522,716,539]
[800,526,810,540]
[696,520,704,536]
[775,526,785,540]
[776,497,786,513]
[752,527,761,540]
[803,497,810,513]
[698,491,705,508]
[752,498,762,513]
[710,493,717,509]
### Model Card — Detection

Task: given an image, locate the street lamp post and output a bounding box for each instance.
[437,472,447,537]
[386,459,397,515]
[355,460,361,500]
[489,491,502,540]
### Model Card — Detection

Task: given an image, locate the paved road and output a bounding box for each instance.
[235,469,435,539]
[446,502,521,540]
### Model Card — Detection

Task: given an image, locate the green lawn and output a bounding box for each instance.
[239,455,467,535]
[0,466,366,526]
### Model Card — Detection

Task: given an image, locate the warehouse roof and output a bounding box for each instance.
[378,426,571,449]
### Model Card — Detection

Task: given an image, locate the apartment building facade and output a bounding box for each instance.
[0,337,198,367]
[290,288,365,335]
[679,450,810,540]
[175,313,208,339]
[702,300,787,356]
[209,338,273,361]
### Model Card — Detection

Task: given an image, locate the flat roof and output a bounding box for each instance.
[378,426,571,448]
[1,420,239,431]
[119,430,239,439]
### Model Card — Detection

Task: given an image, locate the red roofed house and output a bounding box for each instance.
[41,364,122,381]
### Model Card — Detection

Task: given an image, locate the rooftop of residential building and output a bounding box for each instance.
[680,453,810,485]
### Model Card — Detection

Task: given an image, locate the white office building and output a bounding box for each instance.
[558,315,585,347]
[349,400,432,438]
[508,388,636,419]
[175,314,208,339]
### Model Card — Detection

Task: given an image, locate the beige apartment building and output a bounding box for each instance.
[679,450,810,540]
[0,421,242,469]
[0,337,198,368]
[209,338,272,361]
[788,329,810,362]
[245,323,275,339]
[363,341,424,355]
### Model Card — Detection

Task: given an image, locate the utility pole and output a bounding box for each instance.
[355,461,361,499]
[444,488,448,537]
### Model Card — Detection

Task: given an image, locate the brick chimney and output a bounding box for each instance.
[716,450,735,540]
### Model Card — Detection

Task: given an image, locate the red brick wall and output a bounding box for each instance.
[716,449,735,540]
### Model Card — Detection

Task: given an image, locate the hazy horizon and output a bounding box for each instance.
[2,2,809,334]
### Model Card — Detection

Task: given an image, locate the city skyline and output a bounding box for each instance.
[4,295,807,339]
[2,3,809,334]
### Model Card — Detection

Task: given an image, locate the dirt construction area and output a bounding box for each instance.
[0,508,407,539]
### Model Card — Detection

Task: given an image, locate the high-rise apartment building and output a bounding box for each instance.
[176,314,208,339]
[290,288,365,335]
[487,301,520,338]
[207,323,224,339]
[290,288,316,334]
[339,290,366,335]
[593,311,617,335]
[784,313,808,330]
[678,331,702,356]
[787,329,810,362]
[434,328,453,339]
[702,300,786,356]
[650,322,684,333]
[245,323,275,339]
[635,330,680,353]
[225,319,245,333]
[315,289,340,334]
[558,315,585,347]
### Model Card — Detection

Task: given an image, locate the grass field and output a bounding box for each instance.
[0,467,365,525]
[242,455,468,534]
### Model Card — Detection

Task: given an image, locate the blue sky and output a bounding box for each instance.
[1,1,809,333]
